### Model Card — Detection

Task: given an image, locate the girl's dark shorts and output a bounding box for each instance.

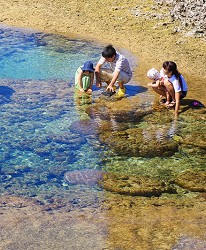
[180,91,187,100]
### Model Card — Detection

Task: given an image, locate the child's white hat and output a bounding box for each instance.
[147,68,161,81]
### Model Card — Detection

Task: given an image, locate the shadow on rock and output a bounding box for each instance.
[180,98,205,114]
[92,84,148,97]
[124,85,148,97]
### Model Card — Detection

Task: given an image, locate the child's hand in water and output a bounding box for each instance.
[96,81,102,88]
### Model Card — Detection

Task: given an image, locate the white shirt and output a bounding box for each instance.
[168,74,188,92]
[98,51,132,78]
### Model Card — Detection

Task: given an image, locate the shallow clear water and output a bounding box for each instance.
[0,25,205,208]
[0,25,108,205]
[0,25,102,80]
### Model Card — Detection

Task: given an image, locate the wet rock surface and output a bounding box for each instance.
[175,170,206,192]
[99,172,176,196]
[99,127,179,157]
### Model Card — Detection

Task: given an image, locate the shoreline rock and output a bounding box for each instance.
[156,0,206,38]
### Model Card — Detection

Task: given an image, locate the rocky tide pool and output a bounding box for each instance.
[0,24,206,205]
[0,25,206,250]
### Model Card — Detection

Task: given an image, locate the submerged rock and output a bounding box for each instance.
[99,172,176,196]
[64,169,104,186]
[86,100,153,123]
[174,170,206,192]
[46,133,86,146]
[69,119,99,135]
[99,127,179,157]
[178,134,206,150]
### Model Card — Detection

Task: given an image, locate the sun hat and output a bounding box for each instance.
[147,68,161,81]
[81,61,95,72]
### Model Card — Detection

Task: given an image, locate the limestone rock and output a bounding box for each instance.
[175,170,206,192]
[99,172,176,196]
[99,127,179,157]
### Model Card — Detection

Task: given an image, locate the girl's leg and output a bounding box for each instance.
[165,90,171,105]
[164,79,175,101]
[152,86,167,98]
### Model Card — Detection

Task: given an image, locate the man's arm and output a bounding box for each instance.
[106,70,120,92]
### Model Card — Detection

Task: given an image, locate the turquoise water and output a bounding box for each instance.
[0,25,205,208]
[0,25,107,205]
[0,25,101,80]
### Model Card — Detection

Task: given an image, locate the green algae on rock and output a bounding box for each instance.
[175,170,206,192]
[99,172,176,196]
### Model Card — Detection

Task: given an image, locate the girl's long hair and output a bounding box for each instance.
[163,61,183,90]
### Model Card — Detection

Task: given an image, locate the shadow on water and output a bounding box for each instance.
[0,85,15,104]
[125,84,148,96]
[92,84,148,97]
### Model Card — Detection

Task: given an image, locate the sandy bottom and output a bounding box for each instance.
[1,194,206,249]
